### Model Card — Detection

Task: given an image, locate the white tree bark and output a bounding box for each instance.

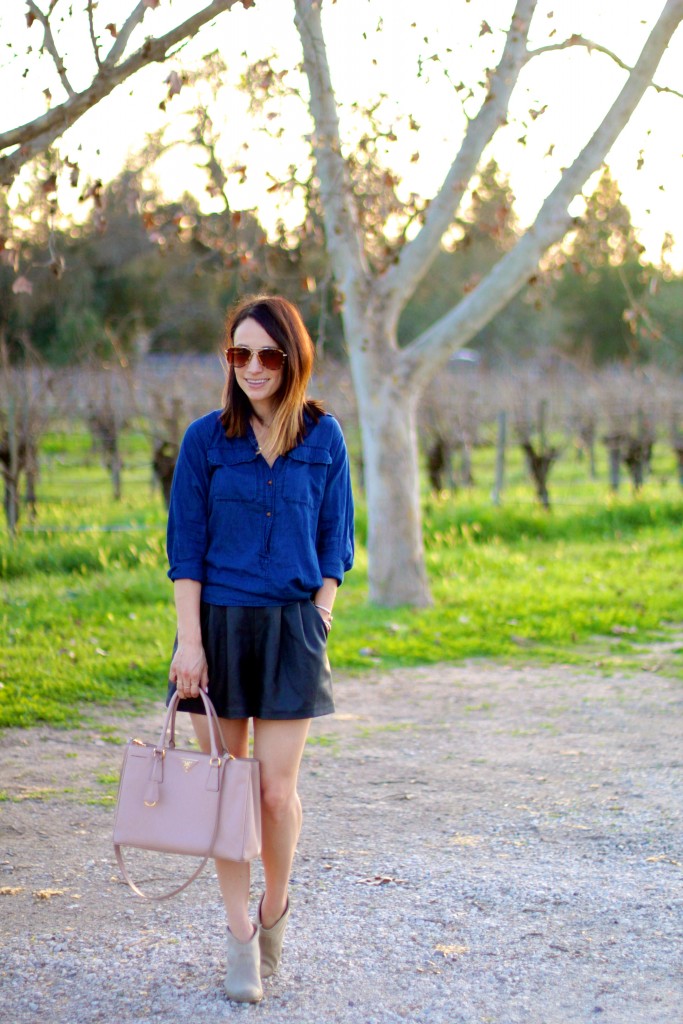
[293,0,369,297]
[293,0,683,606]
[343,306,432,605]
[380,0,538,324]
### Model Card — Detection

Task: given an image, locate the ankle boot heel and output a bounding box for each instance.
[258,896,290,979]
[224,927,263,1003]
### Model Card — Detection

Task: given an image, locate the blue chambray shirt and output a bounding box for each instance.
[167,410,354,606]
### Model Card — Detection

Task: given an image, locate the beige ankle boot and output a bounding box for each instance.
[257,896,290,979]
[224,927,263,1003]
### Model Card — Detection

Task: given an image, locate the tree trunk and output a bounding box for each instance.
[24,439,38,521]
[521,442,558,510]
[460,440,474,488]
[2,394,21,533]
[346,328,431,607]
[360,397,431,607]
[623,436,653,492]
[604,435,622,491]
[492,410,507,506]
[3,475,19,533]
[675,443,683,489]
[153,441,179,510]
[426,437,454,493]
[111,449,123,502]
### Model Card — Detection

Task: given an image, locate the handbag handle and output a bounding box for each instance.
[159,687,227,759]
[115,688,232,901]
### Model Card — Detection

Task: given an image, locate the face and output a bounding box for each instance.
[231,317,285,417]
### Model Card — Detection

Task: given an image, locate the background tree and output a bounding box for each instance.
[291,0,683,604]
[0,335,51,531]
[552,166,649,364]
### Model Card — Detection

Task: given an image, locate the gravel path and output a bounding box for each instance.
[1,661,681,1024]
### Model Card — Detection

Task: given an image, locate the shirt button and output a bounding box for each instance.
[266,512,271,517]
[267,480,273,485]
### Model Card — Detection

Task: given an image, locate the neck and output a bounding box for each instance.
[250,399,276,426]
[252,412,274,429]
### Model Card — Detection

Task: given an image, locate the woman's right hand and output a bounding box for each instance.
[169,641,209,699]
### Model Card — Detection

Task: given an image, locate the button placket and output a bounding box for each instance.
[262,465,276,553]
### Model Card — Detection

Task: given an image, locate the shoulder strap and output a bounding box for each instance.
[114,844,210,901]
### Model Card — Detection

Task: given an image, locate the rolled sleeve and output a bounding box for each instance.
[316,425,354,585]
[166,419,211,582]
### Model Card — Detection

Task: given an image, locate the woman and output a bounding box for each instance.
[166,294,354,1003]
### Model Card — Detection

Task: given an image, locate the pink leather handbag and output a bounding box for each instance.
[113,689,261,900]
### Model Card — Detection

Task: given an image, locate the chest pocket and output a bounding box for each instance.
[283,445,332,508]
[207,445,258,504]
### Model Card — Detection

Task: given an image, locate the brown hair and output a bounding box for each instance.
[220,294,324,458]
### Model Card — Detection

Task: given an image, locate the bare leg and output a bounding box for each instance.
[252,718,311,927]
[191,713,253,942]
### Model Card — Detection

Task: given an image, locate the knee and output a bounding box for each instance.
[261,781,299,823]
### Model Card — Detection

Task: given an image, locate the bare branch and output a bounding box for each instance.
[617,266,676,349]
[380,0,538,314]
[0,0,245,188]
[400,0,683,392]
[87,0,103,69]
[527,33,683,101]
[294,0,370,292]
[103,1,149,68]
[26,0,75,97]
[191,107,230,210]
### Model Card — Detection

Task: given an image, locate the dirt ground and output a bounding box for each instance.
[1,656,681,1024]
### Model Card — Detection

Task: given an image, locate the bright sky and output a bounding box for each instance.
[2,0,682,265]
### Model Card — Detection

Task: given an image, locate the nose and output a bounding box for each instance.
[246,350,263,371]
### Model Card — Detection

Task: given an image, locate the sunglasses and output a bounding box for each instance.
[225,346,288,371]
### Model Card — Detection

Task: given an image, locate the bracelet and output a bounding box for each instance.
[314,602,334,621]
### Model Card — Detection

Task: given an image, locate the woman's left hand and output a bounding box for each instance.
[315,609,332,634]
[314,578,337,635]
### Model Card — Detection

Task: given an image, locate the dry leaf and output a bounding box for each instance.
[435,943,469,956]
[355,875,408,886]
[165,70,183,98]
[0,886,24,896]
[33,889,65,900]
[50,255,66,279]
[449,834,482,847]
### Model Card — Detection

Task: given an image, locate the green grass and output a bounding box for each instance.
[1,427,682,728]
[335,507,683,669]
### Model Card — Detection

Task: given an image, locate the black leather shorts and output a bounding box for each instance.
[166,599,333,720]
